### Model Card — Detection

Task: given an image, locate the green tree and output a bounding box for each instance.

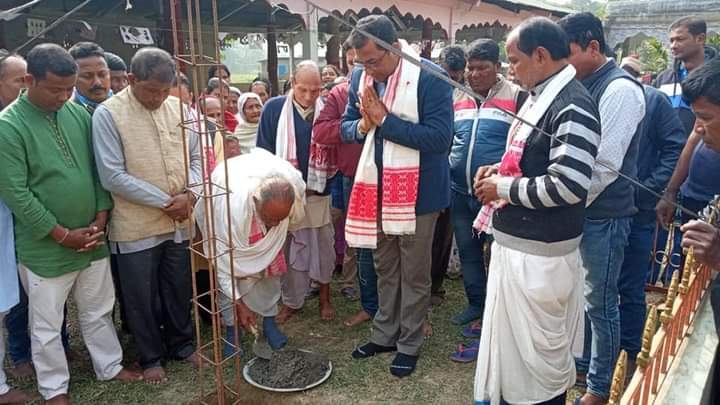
[708,33,720,49]
[566,0,607,19]
[637,37,669,74]
[498,40,507,63]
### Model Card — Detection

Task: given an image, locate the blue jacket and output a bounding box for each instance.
[655,46,717,135]
[256,96,313,181]
[340,60,454,215]
[449,76,525,195]
[635,86,686,223]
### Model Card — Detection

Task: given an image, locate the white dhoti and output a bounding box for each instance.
[237,276,281,317]
[474,243,584,405]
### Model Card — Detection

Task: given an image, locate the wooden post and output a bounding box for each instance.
[288,33,296,80]
[325,16,340,67]
[267,26,279,97]
[421,18,433,59]
[157,0,175,55]
[326,35,340,67]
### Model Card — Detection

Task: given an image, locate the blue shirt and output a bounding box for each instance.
[0,199,19,312]
[681,140,720,204]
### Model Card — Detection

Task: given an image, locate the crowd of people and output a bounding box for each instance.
[0,10,719,405]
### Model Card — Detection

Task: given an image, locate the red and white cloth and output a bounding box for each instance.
[248,216,287,277]
[473,65,577,234]
[307,139,338,193]
[345,41,421,249]
[472,109,529,233]
[276,89,334,193]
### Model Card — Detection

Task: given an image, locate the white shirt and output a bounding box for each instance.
[586,70,646,206]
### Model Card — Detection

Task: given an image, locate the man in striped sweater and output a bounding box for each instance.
[472,17,601,405]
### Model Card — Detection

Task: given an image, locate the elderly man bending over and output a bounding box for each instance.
[195,148,306,349]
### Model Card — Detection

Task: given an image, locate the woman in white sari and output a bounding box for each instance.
[233,92,263,153]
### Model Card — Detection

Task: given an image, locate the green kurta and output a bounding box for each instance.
[0,93,112,278]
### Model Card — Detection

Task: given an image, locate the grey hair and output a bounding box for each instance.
[0,50,24,79]
[207,77,229,93]
[292,60,321,82]
[254,176,295,206]
[129,47,176,84]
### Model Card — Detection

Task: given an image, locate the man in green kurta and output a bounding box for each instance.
[0,43,141,405]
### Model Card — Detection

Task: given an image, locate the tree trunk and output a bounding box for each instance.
[326,35,340,67]
[156,0,175,55]
[421,19,433,59]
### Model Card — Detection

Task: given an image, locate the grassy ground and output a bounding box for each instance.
[4,277,585,405]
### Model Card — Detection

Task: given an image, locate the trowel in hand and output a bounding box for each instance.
[249,324,273,360]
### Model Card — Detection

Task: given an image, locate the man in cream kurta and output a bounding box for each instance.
[93,47,202,384]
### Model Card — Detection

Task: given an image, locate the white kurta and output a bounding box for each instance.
[474,243,585,405]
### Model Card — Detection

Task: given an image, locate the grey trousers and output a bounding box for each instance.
[371,212,439,356]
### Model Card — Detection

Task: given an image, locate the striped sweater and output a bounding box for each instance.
[492,78,601,257]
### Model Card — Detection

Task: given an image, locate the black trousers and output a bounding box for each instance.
[430,208,454,295]
[536,393,566,405]
[116,240,194,369]
[110,253,131,333]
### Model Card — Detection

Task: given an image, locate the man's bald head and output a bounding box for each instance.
[201,95,223,122]
[253,176,295,228]
[0,52,27,107]
[291,60,322,108]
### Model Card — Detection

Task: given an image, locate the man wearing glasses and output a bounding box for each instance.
[341,15,454,377]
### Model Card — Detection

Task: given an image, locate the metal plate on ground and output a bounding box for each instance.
[242,349,333,393]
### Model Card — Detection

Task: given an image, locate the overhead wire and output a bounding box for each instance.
[281,0,703,221]
[0,0,704,221]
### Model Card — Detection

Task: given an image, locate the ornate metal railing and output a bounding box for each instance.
[609,197,719,405]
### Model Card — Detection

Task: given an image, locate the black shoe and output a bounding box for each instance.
[351,342,396,359]
[390,352,418,378]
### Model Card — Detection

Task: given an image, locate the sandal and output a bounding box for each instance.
[462,322,482,338]
[449,341,479,363]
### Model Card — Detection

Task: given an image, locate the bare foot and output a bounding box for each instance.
[113,367,143,382]
[184,352,204,368]
[9,362,34,381]
[0,389,36,404]
[44,393,69,405]
[143,367,168,385]
[319,303,336,321]
[422,320,433,337]
[276,305,299,324]
[343,310,371,327]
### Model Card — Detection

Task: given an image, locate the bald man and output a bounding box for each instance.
[256,60,337,323]
[0,53,26,110]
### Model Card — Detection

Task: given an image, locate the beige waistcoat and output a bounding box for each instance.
[104,88,188,242]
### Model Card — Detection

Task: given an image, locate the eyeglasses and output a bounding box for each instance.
[355,50,388,68]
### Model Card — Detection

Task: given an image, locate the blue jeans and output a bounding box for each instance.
[450,191,488,312]
[342,174,378,317]
[5,276,70,365]
[618,216,655,360]
[577,217,632,399]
